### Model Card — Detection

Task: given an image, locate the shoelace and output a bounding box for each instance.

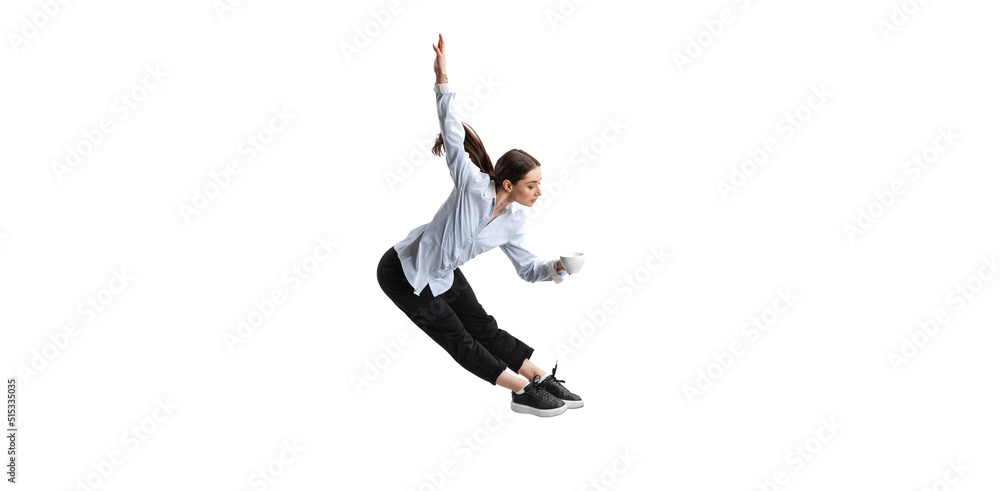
[521,375,546,396]
[528,375,561,403]
[530,374,546,387]
[522,363,570,397]
[550,360,566,385]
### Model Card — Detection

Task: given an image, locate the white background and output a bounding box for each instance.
[2,0,999,489]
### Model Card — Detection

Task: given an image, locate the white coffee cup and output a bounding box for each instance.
[559,253,585,274]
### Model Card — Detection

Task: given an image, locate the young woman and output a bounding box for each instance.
[376,34,583,417]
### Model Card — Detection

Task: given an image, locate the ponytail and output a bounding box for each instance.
[432,123,542,190]
[432,122,495,178]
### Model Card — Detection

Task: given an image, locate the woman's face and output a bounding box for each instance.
[506,167,543,207]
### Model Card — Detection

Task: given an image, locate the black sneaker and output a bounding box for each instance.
[537,361,583,409]
[511,375,567,417]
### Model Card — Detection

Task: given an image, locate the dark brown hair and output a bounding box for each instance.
[432,122,540,190]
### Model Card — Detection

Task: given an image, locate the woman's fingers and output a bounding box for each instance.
[433,34,445,79]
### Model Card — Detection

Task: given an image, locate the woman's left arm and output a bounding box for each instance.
[500,223,569,284]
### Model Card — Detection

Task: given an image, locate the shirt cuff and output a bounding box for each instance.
[433,82,454,94]
[547,259,565,284]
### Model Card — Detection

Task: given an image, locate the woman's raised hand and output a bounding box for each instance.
[432,33,448,84]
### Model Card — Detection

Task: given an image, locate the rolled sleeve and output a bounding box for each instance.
[546,259,567,284]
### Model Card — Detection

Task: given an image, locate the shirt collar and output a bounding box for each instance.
[482,178,512,213]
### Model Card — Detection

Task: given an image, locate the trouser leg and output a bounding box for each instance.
[444,267,534,373]
[376,246,508,384]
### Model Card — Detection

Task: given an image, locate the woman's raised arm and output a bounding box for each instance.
[430,34,478,189]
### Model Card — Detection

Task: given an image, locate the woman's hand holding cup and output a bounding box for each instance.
[559,253,585,275]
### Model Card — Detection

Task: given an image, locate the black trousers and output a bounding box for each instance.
[376,246,533,385]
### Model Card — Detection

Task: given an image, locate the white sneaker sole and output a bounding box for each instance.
[510,401,567,417]
[562,399,584,409]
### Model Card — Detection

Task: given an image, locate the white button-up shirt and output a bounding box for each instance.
[392,82,568,297]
